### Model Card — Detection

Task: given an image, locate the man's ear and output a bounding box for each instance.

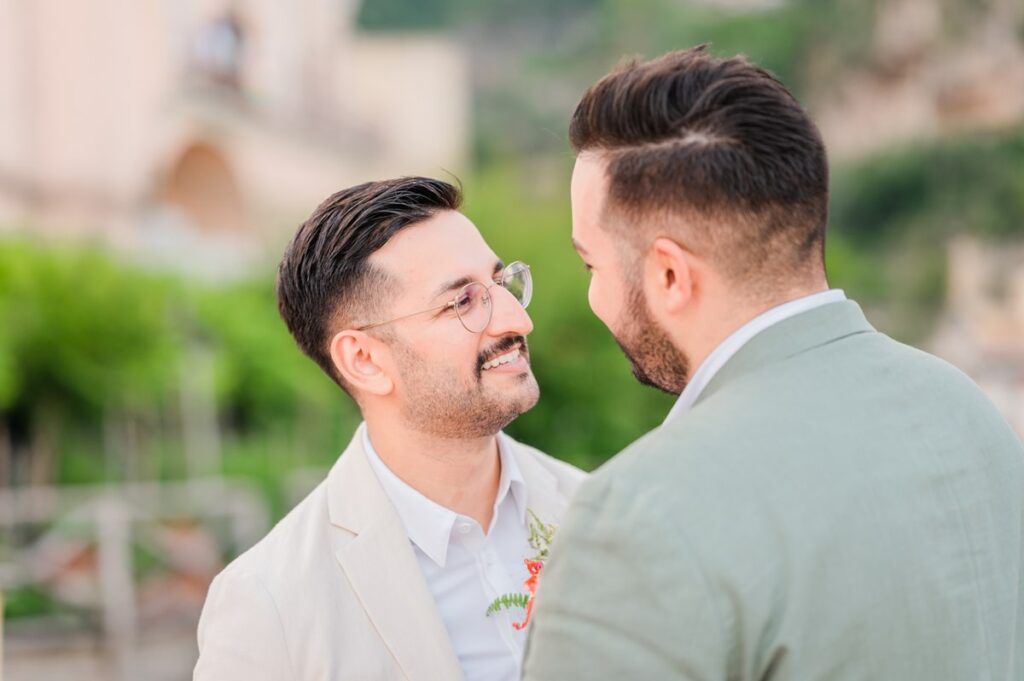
[328,330,395,397]
[645,236,697,315]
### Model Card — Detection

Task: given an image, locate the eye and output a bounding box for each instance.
[453,290,474,313]
[582,262,593,273]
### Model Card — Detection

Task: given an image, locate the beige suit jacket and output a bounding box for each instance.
[194,423,584,681]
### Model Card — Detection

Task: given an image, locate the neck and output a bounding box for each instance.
[682,281,830,378]
[363,416,502,531]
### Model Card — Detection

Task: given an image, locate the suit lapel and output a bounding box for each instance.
[506,437,570,527]
[327,426,464,681]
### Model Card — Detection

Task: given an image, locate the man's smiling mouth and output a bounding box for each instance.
[481,346,522,371]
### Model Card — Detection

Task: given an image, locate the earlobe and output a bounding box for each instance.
[648,237,694,314]
[329,330,394,397]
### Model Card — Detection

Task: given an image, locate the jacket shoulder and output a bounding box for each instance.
[218,478,333,585]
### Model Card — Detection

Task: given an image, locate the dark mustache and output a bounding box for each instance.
[477,335,528,368]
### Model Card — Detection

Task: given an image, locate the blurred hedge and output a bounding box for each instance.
[0,240,357,510]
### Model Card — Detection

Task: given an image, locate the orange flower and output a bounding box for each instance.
[512,559,544,630]
[485,511,557,630]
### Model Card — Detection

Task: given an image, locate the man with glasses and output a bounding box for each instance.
[194,177,584,681]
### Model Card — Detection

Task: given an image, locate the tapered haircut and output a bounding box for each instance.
[570,45,829,289]
[277,177,463,391]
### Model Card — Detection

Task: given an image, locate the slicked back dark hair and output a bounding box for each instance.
[277,177,462,392]
[570,45,829,288]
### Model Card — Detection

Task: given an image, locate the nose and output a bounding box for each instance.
[485,284,534,337]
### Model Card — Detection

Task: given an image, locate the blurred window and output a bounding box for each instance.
[190,14,245,90]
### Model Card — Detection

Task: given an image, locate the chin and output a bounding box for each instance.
[506,374,541,415]
[522,370,541,395]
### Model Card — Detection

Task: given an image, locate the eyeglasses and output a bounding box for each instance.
[355,261,532,333]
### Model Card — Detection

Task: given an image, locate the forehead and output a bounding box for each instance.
[368,209,497,295]
[571,152,612,245]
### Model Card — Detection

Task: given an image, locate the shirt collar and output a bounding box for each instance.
[663,289,847,425]
[362,428,527,568]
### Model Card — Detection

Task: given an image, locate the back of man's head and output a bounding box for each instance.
[570,45,829,295]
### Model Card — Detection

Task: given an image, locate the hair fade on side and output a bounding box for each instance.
[276,177,463,393]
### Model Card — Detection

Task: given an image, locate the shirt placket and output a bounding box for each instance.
[456,514,524,657]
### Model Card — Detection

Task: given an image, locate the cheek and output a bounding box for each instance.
[455,340,491,378]
[405,326,478,370]
[436,334,480,366]
[587,273,619,328]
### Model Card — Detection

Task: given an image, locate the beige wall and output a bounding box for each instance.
[0,0,470,275]
[346,35,471,180]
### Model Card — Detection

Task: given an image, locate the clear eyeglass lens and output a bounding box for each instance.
[456,282,492,333]
[502,263,532,308]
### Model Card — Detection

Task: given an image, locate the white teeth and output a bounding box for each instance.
[482,348,521,371]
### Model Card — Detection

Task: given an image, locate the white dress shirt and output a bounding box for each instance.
[664,289,847,424]
[363,429,534,681]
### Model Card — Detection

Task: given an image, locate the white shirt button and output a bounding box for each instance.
[457,523,471,534]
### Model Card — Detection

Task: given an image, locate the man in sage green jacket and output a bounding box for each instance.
[522,46,1024,680]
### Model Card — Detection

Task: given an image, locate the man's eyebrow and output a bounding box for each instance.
[430,260,504,300]
[572,238,589,256]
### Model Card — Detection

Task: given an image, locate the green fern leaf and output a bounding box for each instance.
[485,592,530,617]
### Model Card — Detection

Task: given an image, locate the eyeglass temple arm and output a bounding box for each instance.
[354,300,456,331]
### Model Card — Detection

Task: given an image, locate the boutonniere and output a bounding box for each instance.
[485,509,556,630]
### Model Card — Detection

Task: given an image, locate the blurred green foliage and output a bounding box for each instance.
[832,126,1024,245]
[0,240,359,499]
[2,584,55,620]
[0,242,180,419]
[191,281,345,428]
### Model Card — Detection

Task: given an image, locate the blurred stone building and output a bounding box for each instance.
[0,0,469,278]
[814,0,1024,161]
[931,238,1024,437]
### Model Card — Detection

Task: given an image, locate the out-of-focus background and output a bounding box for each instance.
[0,0,1021,677]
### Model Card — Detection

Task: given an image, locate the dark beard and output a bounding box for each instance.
[394,335,539,439]
[612,284,689,395]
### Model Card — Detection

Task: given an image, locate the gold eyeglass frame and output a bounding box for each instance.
[354,261,532,333]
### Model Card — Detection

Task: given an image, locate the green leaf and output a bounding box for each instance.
[485,592,530,617]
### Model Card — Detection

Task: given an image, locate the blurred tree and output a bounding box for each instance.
[0,242,182,483]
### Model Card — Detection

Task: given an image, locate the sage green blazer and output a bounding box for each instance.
[522,300,1023,681]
